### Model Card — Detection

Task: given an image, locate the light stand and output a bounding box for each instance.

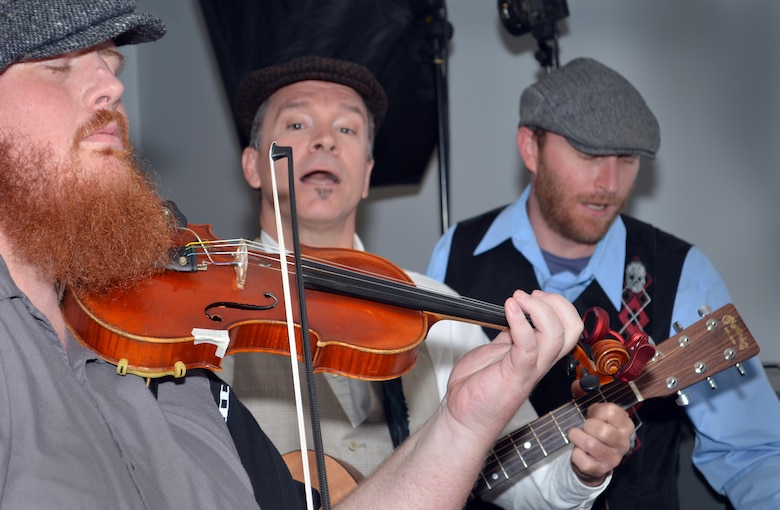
[425,0,454,234]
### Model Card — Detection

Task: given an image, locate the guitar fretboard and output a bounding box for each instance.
[473,380,644,498]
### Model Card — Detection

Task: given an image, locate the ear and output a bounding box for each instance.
[241,146,262,189]
[360,158,375,199]
[516,126,540,175]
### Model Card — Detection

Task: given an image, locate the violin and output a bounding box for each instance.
[62,224,514,380]
[63,224,653,383]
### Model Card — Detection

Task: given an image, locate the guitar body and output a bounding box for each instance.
[283,450,362,505]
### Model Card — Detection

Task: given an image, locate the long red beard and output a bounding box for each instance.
[0,111,176,295]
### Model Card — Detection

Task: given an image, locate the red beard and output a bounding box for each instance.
[0,110,176,295]
[533,153,631,246]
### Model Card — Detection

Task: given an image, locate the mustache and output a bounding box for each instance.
[73,110,130,150]
[579,192,619,206]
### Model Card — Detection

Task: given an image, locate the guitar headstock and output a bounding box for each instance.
[633,303,760,400]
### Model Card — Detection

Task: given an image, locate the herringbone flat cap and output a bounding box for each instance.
[520,57,660,159]
[0,0,165,74]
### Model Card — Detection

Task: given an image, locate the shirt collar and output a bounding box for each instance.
[259,231,364,252]
[474,185,626,309]
[0,254,102,370]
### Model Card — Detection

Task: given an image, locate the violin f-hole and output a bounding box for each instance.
[204,293,279,322]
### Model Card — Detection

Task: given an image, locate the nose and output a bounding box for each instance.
[594,156,619,193]
[309,126,338,154]
[84,59,125,111]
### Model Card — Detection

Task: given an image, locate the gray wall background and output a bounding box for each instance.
[124,0,780,368]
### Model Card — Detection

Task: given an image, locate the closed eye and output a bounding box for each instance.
[43,64,70,72]
[100,48,126,76]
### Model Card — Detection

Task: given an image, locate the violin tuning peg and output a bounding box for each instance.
[564,354,578,378]
[578,370,601,394]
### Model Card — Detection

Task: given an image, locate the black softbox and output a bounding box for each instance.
[197,0,443,187]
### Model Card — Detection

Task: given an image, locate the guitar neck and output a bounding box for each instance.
[472,380,640,498]
[471,303,759,500]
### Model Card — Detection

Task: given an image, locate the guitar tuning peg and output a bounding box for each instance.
[706,376,717,390]
[672,321,683,333]
[698,304,713,317]
[723,348,748,376]
[676,390,690,407]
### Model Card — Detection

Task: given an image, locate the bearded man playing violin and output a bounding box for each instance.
[228,55,635,509]
[0,2,598,509]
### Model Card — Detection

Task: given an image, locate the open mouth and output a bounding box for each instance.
[301,170,340,186]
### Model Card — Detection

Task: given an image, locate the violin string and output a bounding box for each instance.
[183,236,465,297]
[282,253,508,327]
[184,236,492,312]
[184,238,509,326]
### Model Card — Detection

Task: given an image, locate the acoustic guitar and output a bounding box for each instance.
[283,449,361,505]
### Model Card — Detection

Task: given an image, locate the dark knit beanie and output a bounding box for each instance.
[236,55,388,140]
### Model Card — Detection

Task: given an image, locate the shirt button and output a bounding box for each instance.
[347,440,359,451]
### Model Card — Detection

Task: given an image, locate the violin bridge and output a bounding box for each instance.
[234,239,248,289]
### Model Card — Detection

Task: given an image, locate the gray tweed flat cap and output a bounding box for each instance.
[0,0,166,74]
[520,57,660,159]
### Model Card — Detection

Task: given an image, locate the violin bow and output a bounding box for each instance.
[268,142,331,510]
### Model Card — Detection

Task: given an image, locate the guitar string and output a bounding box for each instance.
[477,331,733,493]
[476,381,643,491]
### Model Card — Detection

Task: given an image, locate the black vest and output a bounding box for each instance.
[445,206,692,510]
[207,372,314,509]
